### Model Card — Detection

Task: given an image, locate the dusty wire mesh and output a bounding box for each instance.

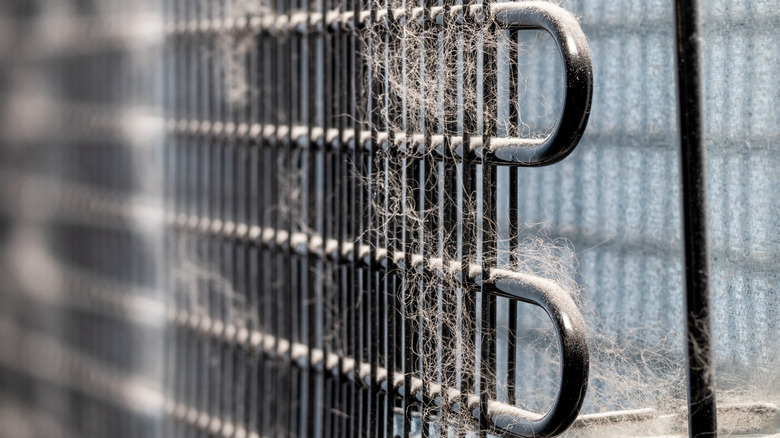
[160,0,780,436]
[163,0,594,437]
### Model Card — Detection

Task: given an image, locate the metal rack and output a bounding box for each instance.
[164,1,594,436]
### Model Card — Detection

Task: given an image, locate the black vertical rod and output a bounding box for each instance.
[441,2,458,433]
[354,2,368,431]
[209,0,222,427]
[321,3,336,431]
[420,0,437,436]
[385,5,402,438]
[332,11,344,430]
[306,0,321,434]
[673,0,717,436]
[236,12,254,435]
[256,7,270,433]
[224,3,239,430]
[266,0,283,432]
[367,1,381,436]
[215,1,228,430]
[347,0,360,433]
[245,19,260,434]
[480,13,498,435]
[403,3,419,435]
[506,29,520,407]
[284,0,298,433]
[337,5,350,434]
[460,2,479,433]
[205,0,219,429]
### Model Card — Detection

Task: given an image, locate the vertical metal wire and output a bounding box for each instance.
[479,7,498,434]
[348,1,361,436]
[386,5,406,437]
[323,1,340,435]
[325,7,336,437]
[336,2,350,433]
[381,40,391,438]
[410,6,426,438]
[460,2,479,434]
[246,10,261,435]
[196,1,210,435]
[306,1,321,436]
[254,6,269,435]
[223,4,238,433]
[441,1,459,435]
[420,0,437,436]
[283,1,297,433]
[262,0,279,431]
[673,0,718,436]
[403,1,421,434]
[506,29,520,407]
[235,6,252,435]
[368,2,385,437]
[210,2,224,431]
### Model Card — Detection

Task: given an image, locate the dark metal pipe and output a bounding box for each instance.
[673,0,718,436]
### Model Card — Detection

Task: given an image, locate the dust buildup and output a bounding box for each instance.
[363,3,575,434]
[173,2,758,437]
[363,2,694,436]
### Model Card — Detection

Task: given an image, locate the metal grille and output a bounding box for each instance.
[163,1,592,436]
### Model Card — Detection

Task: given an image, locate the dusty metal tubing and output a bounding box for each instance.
[673,0,718,436]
